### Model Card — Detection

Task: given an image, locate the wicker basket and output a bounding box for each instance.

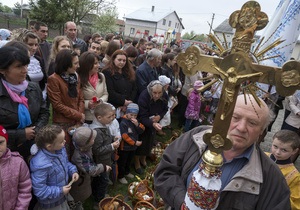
[128,180,154,206]
[99,194,132,210]
[134,201,156,210]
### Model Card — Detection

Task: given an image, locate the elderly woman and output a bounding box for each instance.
[102,49,137,118]
[0,46,49,161]
[47,49,85,156]
[77,51,108,124]
[135,80,168,174]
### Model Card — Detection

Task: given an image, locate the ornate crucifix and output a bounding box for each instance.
[177,1,300,164]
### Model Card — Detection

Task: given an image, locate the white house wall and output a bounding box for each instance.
[125,19,157,38]
[124,11,184,38]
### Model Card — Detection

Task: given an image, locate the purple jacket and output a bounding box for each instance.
[185,89,201,120]
[0,149,32,210]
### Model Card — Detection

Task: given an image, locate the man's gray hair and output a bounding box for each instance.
[146,48,162,61]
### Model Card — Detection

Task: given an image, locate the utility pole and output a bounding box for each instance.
[209,13,215,34]
[20,0,23,18]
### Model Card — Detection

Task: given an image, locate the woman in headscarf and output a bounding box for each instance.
[134,80,168,174]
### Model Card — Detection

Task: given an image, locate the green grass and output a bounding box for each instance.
[83,114,183,209]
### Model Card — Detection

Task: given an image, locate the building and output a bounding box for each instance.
[124,6,184,43]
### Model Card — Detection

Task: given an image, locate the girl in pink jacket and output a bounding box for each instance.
[0,125,32,209]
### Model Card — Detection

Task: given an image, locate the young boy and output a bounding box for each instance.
[268,130,300,210]
[118,103,145,184]
[70,126,111,207]
[90,103,120,203]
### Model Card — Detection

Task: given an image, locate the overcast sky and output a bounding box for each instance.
[1,0,281,34]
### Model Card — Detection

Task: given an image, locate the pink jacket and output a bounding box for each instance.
[0,149,32,210]
[185,89,201,120]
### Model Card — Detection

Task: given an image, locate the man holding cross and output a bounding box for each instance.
[154,94,290,209]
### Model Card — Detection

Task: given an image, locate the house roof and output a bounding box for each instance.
[125,8,184,29]
[214,19,234,34]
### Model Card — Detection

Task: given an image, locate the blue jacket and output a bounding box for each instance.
[30,147,77,209]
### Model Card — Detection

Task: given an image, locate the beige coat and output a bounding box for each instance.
[82,73,108,121]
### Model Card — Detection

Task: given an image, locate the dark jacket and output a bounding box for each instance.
[0,80,49,152]
[154,126,291,210]
[102,69,137,108]
[119,116,145,151]
[136,61,158,95]
[138,89,168,128]
[91,123,114,166]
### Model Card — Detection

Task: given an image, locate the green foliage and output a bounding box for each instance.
[13,2,21,16]
[0,3,12,13]
[29,0,116,30]
[92,8,118,35]
[182,31,207,42]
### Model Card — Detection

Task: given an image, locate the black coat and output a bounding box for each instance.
[0,80,49,158]
[102,69,137,108]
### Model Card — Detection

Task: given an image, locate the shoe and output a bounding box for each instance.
[118,177,128,184]
[135,167,144,175]
[125,173,135,179]
[157,130,166,136]
[140,161,147,168]
[108,178,113,185]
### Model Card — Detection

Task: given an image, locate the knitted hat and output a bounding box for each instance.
[203,91,212,98]
[72,127,97,148]
[194,80,203,88]
[158,75,171,86]
[126,103,139,114]
[0,29,10,41]
[0,125,8,142]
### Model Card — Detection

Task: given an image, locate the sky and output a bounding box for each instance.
[1,0,281,34]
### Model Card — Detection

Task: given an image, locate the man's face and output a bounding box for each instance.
[36,26,48,41]
[146,45,154,53]
[65,23,77,40]
[227,95,268,152]
[89,42,101,55]
[153,56,162,67]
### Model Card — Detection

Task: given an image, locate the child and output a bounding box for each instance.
[90,103,120,203]
[30,125,79,210]
[70,126,111,206]
[0,125,32,210]
[118,103,145,184]
[267,130,300,210]
[158,75,178,133]
[184,80,203,132]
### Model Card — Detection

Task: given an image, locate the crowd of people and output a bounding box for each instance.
[0,19,299,210]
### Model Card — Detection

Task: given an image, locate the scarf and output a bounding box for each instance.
[60,73,78,98]
[89,73,98,90]
[2,79,32,128]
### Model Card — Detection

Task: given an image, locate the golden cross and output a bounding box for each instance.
[177,1,300,154]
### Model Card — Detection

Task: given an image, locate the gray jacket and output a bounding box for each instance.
[154,126,291,210]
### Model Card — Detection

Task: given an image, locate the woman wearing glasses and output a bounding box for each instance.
[47,49,85,157]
